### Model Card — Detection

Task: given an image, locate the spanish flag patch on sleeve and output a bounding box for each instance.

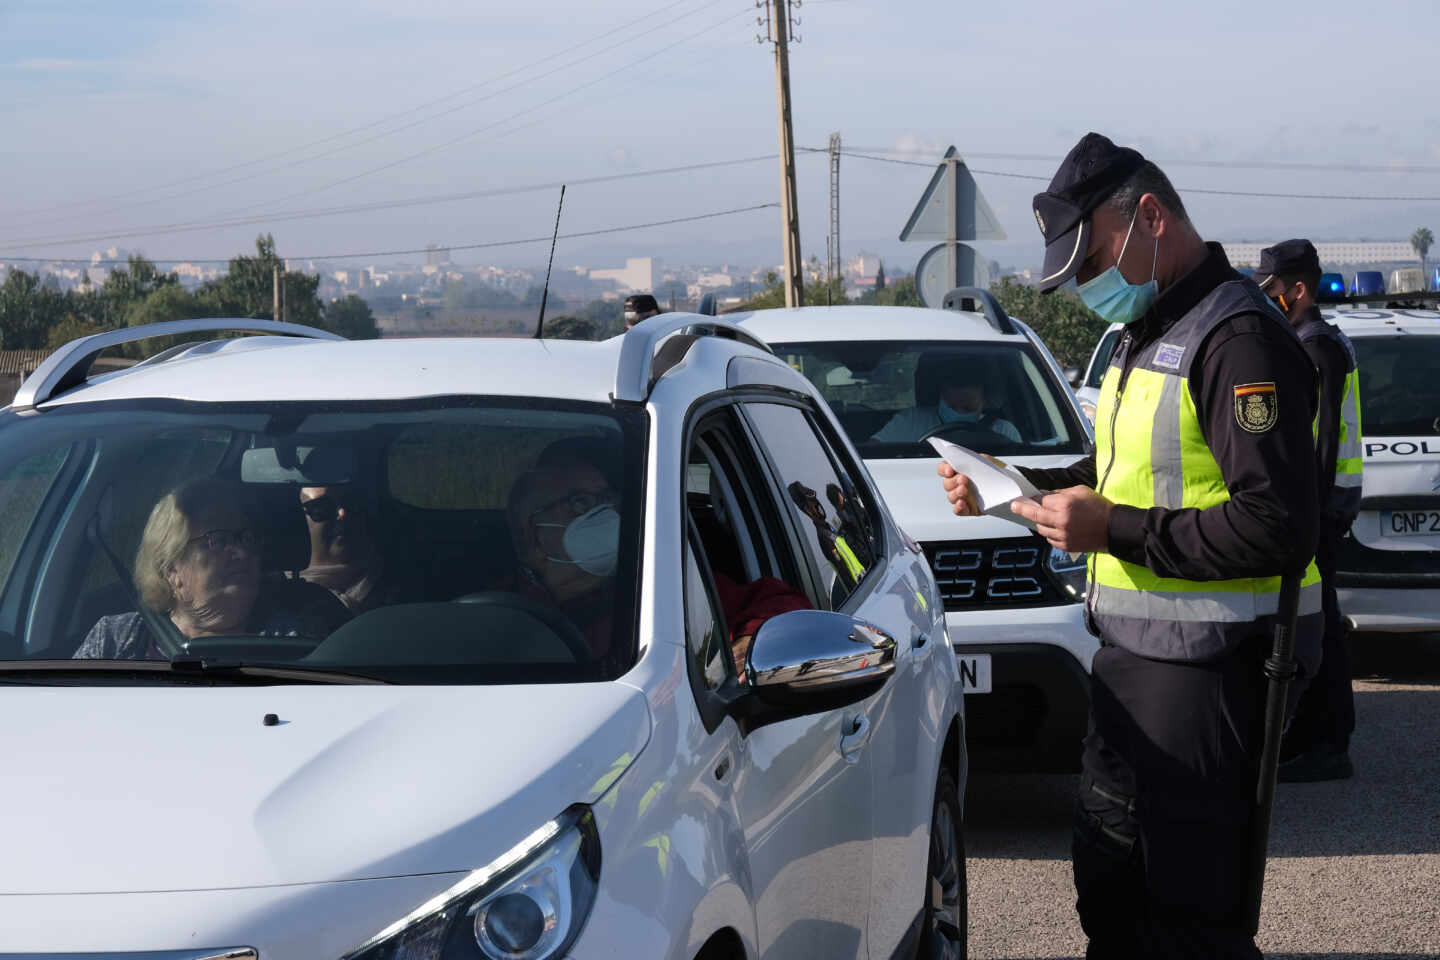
[1234,382,1278,433]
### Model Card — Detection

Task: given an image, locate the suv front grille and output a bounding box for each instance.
[921,536,1071,611]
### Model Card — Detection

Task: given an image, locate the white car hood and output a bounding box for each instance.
[0,683,649,894]
[865,454,1085,543]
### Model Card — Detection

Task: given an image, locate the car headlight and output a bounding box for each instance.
[1046,546,1088,600]
[341,807,601,960]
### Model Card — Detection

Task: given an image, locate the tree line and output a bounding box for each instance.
[0,234,378,353]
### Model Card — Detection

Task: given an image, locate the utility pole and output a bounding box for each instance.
[759,0,803,307]
[272,264,283,323]
[828,131,841,298]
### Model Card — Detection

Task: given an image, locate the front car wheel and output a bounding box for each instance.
[919,766,967,959]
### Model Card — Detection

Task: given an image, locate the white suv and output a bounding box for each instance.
[0,316,966,959]
[1079,308,1440,633]
[739,292,1097,773]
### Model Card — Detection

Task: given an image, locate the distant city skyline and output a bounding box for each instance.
[3,0,1439,276]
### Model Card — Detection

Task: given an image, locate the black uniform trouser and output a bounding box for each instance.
[1073,638,1269,960]
[1284,522,1355,751]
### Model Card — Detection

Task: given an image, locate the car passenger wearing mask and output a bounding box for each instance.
[502,441,622,658]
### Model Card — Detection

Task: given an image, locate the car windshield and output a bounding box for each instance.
[771,340,1088,460]
[0,397,645,684]
[1353,335,1440,436]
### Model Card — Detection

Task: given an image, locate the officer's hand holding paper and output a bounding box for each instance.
[928,437,1043,530]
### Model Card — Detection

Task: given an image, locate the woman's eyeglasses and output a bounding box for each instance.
[187,528,258,553]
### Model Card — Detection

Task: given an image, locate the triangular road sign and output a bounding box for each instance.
[898,146,1006,243]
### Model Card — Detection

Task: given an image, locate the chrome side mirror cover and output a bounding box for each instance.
[747,609,897,707]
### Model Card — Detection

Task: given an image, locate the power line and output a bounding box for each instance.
[0,0,729,227]
[839,145,1440,176]
[195,6,757,226]
[1,202,779,266]
[826,148,1440,202]
[0,151,794,251]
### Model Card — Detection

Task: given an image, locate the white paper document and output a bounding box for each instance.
[928,436,1043,530]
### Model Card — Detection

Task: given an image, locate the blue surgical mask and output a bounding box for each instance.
[938,399,981,424]
[1077,208,1158,325]
[539,504,620,577]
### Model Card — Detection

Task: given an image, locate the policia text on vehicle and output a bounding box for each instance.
[939,133,1322,959]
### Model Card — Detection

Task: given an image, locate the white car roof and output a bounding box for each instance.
[1322,307,1440,337]
[38,336,629,409]
[733,305,1027,344]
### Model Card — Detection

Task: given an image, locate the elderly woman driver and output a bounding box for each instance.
[74,477,348,659]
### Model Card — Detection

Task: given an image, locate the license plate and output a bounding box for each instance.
[956,653,992,694]
[1381,510,1440,536]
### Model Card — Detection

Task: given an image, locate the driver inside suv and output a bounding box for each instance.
[870,354,1022,445]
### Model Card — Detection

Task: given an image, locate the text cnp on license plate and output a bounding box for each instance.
[1381,509,1440,536]
[956,653,992,694]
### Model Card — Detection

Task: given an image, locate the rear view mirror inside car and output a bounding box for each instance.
[240,444,355,485]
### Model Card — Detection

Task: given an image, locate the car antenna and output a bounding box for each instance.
[534,184,566,339]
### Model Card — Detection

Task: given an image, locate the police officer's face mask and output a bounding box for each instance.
[1076,208,1159,325]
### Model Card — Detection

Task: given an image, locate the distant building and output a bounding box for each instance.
[1222,241,1419,269]
[425,245,451,266]
[589,257,655,293]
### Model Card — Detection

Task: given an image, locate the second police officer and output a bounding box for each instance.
[1254,239,1364,782]
[938,133,1324,958]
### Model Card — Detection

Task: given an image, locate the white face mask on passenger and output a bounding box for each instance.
[537,505,620,577]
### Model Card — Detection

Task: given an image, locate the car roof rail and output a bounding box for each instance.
[613,313,771,403]
[941,286,1017,335]
[13,317,344,411]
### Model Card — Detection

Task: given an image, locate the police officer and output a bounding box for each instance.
[622,293,661,329]
[938,133,1323,958]
[1255,239,1363,782]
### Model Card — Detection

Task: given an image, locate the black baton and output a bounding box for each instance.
[1245,571,1303,936]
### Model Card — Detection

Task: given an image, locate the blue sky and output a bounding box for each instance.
[2,0,1439,272]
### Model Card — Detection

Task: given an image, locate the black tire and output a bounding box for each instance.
[919,765,967,960]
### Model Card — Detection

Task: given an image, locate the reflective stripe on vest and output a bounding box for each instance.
[1090,283,1322,662]
[1301,320,1364,502]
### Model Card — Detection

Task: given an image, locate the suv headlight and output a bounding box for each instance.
[342,807,601,960]
[1046,546,1088,600]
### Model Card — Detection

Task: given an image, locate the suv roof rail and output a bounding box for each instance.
[13,317,344,411]
[614,313,771,403]
[941,286,1017,335]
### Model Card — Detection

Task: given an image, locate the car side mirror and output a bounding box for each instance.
[1064,366,1083,388]
[746,609,897,710]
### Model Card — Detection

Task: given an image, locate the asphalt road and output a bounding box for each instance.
[963,633,1440,960]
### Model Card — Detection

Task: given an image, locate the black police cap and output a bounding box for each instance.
[623,294,660,313]
[1253,239,1321,288]
[1032,133,1147,293]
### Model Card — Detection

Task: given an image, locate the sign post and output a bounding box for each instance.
[899,146,1005,307]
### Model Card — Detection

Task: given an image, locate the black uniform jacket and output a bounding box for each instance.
[1020,243,1319,581]
[1294,306,1351,521]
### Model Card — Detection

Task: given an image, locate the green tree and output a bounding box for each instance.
[193,234,323,328]
[1412,227,1434,283]
[325,294,380,340]
[875,261,886,291]
[988,276,1107,368]
[0,269,69,348]
[542,315,598,341]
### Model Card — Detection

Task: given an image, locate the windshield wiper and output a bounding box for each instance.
[0,659,388,685]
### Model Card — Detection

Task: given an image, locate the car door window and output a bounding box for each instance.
[683,535,731,692]
[742,402,878,609]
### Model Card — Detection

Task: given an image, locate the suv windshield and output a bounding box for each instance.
[0,397,645,684]
[772,340,1088,459]
[1354,335,1440,436]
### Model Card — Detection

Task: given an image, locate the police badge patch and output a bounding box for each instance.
[1234,382,1278,433]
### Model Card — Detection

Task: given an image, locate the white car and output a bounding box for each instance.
[738,292,1097,773]
[1075,307,1440,633]
[1325,307,1440,632]
[0,316,967,959]
[1073,322,1122,423]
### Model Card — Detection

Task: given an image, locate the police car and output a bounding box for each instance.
[738,292,1097,772]
[1077,308,1440,633]
[0,317,967,959]
[1326,307,1440,632]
